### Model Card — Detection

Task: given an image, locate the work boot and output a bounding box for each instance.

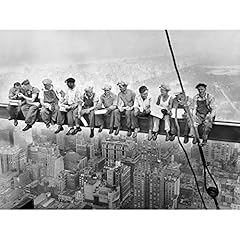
[114,127,120,135]
[55,125,64,134]
[152,132,158,141]
[14,119,18,126]
[183,136,189,144]
[165,132,170,141]
[192,137,197,144]
[109,128,114,134]
[200,138,208,147]
[71,127,82,135]
[22,124,32,131]
[90,129,94,138]
[127,128,132,137]
[98,125,104,133]
[66,128,74,136]
[132,128,139,138]
[148,131,153,141]
[169,134,175,141]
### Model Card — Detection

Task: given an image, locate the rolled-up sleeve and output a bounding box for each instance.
[8,88,17,100]
[209,94,216,117]
[133,96,139,108]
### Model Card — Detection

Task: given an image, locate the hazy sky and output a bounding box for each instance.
[0,30,240,66]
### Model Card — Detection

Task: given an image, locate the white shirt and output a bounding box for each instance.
[133,94,152,112]
[65,86,81,105]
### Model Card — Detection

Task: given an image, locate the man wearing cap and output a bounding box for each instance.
[55,77,81,135]
[18,80,40,131]
[77,86,100,138]
[39,79,60,128]
[132,85,153,140]
[192,83,216,146]
[117,81,136,137]
[7,82,25,126]
[96,84,120,134]
[152,84,173,141]
[171,92,194,143]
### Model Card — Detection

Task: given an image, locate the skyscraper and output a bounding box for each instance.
[46,155,64,179]
[13,126,33,149]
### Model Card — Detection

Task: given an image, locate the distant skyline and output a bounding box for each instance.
[0,30,240,67]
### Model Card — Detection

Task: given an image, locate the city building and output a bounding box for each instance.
[65,170,79,190]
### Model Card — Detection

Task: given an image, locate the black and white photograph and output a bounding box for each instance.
[0,30,239,210]
[0,1,239,239]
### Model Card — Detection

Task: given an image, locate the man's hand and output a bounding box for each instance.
[125,106,131,111]
[85,108,91,114]
[206,113,213,122]
[161,109,168,115]
[144,108,151,114]
[18,93,24,98]
[65,105,71,110]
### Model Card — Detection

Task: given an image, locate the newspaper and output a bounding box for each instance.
[150,105,163,119]
[171,108,185,119]
[9,100,21,106]
[95,109,107,115]
[150,106,185,119]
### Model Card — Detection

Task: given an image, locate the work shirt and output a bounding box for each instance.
[193,93,216,117]
[133,94,152,112]
[98,92,117,108]
[8,87,23,100]
[81,92,99,109]
[65,86,81,105]
[156,95,172,112]
[22,85,40,103]
[172,96,193,111]
[117,89,136,108]
[39,86,59,104]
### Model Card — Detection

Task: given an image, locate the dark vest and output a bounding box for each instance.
[25,88,40,103]
[196,99,210,116]
[83,93,95,108]
[43,89,58,104]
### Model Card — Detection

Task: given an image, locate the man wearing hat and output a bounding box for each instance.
[18,79,40,131]
[96,84,120,134]
[77,85,100,138]
[171,92,194,143]
[132,85,153,139]
[152,84,173,141]
[55,77,81,135]
[7,82,25,126]
[39,78,60,128]
[117,80,136,137]
[192,83,216,146]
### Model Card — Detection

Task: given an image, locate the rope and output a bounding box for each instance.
[174,107,207,209]
[165,30,220,209]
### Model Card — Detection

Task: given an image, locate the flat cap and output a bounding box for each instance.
[21,79,30,85]
[174,91,183,96]
[42,78,52,85]
[117,80,128,87]
[84,86,94,92]
[159,84,171,91]
[102,84,112,91]
[195,83,207,89]
[65,77,75,83]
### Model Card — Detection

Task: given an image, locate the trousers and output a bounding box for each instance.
[7,105,21,120]
[131,107,153,131]
[152,115,171,133]
[78,108,104,128]
[21,104,40,126]
[40,103,59,125]
[97,108,121,129]
[57,107,78,127]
